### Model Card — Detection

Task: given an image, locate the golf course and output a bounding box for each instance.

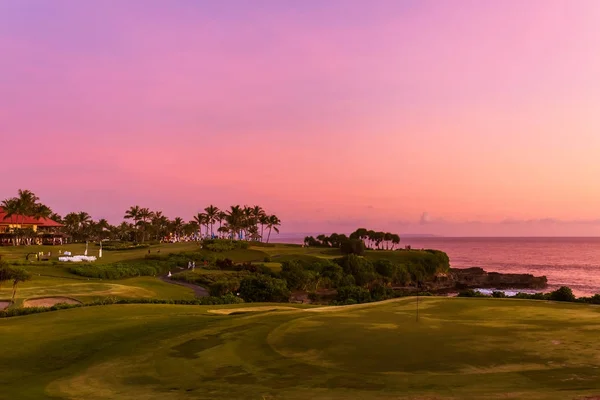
[1,241,600,399]
[1,297,600,399]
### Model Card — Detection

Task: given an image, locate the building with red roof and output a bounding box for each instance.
[0,208,66,245]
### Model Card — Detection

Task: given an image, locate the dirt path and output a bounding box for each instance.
[159,276,209,297]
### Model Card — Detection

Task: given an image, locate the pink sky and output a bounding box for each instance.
[2,0,600,236]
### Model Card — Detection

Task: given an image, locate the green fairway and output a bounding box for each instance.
[1,298,599,399]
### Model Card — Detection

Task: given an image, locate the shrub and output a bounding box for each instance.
[216,258,235,270]
[280,261,314,290]
[337,255,376,286]
[549,286,576,302]
[336,285,371,303]
[374,259,395,278]
[263,256,271,263]
[492,291,506,298]
[369,283,394,301]
[203,239,249,252]
[209,278,240,297]
[238,274,290,303]
[69,261,164,279]
[340,238,365,256]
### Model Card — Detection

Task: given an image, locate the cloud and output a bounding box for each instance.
[419,212,431,225]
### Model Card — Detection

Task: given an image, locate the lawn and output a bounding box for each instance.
[1,297,599,399]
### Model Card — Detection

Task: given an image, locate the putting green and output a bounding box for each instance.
[1,298,600,399]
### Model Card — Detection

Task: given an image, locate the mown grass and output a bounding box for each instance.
[1,298,599,399]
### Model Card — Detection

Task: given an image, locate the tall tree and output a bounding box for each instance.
[204,205,220,238]
[124,206,142,242]
[10,268,31,303]
[265,215,281,244]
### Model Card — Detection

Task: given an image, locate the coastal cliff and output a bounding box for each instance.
[423,267,548,292]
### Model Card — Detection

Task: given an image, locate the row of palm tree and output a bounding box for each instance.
[124,204,281,243]
[1,190,283,245]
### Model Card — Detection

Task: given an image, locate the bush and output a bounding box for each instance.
[263,256,271,263]
[492,291,506,298]
[202,239,249,252]
[578,294,600,304]
[337,255,376,286]
[209,278,240,297]
[340,238,365,256]
[69,261,164,279]
[238,274,290,302]
[336,285,371,303]
[549,286,576,302]
[280,261,315,291]
[369,283,394,301]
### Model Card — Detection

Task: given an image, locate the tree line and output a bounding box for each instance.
[1,190,281,244]
[304,228,402,254]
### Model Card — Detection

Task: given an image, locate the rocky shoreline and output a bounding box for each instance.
[401,267,548,294]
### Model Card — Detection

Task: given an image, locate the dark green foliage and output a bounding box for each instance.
[492,291,506,298]
[337,255,376,286]
[336,285,372,304]
[374,259,395,278]
[549,286,576,302]
[203,239,249,252]
[369,283,395,301]
[578,294,600,304]
[340,238,365,256]
[209,278,240,297]
[280,261,316,290]
[238,274,290,303]
[172,270,248,287]
[0,262,15,288]
[70,261,164,279]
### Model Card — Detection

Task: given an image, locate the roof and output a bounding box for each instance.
[0,208,64,227]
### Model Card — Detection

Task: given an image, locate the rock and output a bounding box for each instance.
[422,267,547,292]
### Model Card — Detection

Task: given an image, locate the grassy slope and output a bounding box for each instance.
[1,298,600,399]
[0,243,339,303]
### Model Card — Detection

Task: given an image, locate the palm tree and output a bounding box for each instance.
[32,204,53,220]
[0,198,21,245]
[138,208,153,243]
[265,215,281,244]
[390,234,401,250]
[193,213,207,238]
[170,217,185,239]
[226,205,244,240]
[250,205,266,241]
[151,211,169,240]
[204,205,220,238]
[259,214,269,242]
[217,211,226,237]
[124,206,142,242]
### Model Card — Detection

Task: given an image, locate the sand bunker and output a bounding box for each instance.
[0,301,10,311]
[23,297,81,308]
[207,306,297,315]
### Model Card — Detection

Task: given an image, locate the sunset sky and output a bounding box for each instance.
[2,0,600,236]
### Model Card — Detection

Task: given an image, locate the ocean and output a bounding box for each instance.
[275,235,600,297]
